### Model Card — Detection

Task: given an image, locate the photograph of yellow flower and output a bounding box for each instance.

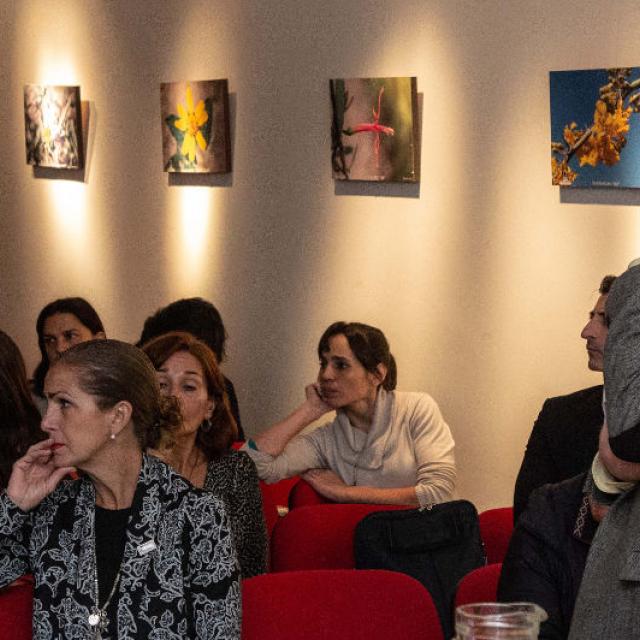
[331,77,419,183]
[160,79,230,173]
[550,68,640,187]
[24,84,84,169]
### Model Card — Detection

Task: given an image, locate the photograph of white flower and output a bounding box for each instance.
[24,84,84,169]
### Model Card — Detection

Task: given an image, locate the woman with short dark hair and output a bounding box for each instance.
[1,339,240,639]
[246,321,456,507]
[141,331,267,577]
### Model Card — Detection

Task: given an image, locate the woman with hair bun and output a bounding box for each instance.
[246,321,456,507]
[0,339,239,639]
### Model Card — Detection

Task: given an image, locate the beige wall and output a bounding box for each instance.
[1,0,638,510]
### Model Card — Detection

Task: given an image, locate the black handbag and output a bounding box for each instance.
[354,500,486,639]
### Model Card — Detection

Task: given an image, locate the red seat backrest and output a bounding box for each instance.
[454,563,503,609]
[242,569,444,640]
[0,575,33,640]
[479,507,514,564]
[270,503,409,572]
[259,477,299,537]
[287,478,332,509]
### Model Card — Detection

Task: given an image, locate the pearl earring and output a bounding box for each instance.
[110,433,116,440]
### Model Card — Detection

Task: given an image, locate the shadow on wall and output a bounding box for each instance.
[560,187,640,206]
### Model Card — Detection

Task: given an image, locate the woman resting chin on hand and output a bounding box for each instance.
[244,321,456,508]
[0,340,240,640]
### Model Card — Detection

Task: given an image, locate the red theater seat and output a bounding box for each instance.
[479,507,514,564]
[242,569,444,640]
[455,563,503,608]
[287,478,332,509]
[0,575,33,640]
[270,503,409,572]
[259,477,299,537]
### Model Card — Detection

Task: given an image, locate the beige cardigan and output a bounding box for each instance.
[245,389,456,507]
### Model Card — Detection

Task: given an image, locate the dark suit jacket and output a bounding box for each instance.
[500,473,592,640]
[513,385,603,523]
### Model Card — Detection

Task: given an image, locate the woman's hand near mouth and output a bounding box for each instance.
[7,439,75,511]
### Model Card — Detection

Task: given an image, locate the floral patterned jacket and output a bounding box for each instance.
[0,454,240,639]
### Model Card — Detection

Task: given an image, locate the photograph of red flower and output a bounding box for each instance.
[160,79,231,173]
[23,84,84,169]
[330,77,419,183]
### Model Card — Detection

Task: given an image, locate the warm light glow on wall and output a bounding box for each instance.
[43,180,96,289]
[181,187,211,257]
[166,186,221,295]
[36,54,77,86]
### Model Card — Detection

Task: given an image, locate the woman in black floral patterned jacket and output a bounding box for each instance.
[0,339,240,639]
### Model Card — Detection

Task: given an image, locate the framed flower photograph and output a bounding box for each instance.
[160,79,231,173]
[330,76,419,183]
[24,84,84,169]
[550,67,640,188]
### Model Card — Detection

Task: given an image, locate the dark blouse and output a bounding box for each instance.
[204,450,268,577]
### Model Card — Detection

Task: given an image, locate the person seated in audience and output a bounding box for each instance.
[567,258,640,639]
[32,297,106,410]
[141,331,267,577]
[138,297,245,439]
[0,339,240,639]
[499,424,634,640]
[513,275,616,522]
[0,330,44,487]
[244,321,456,507]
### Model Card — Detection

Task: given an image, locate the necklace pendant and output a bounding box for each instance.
[88,612,101,626]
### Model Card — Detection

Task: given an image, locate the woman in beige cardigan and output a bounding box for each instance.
[245,321,456,508]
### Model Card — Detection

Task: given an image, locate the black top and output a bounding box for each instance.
[499,473,593,640]
[513,385,603,522]
[93,505,131,639]
[95,506,131,607]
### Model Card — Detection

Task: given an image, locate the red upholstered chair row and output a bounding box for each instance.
[454,563,503,608]
[270,503,410,572]
[242,569,444,640]
[0,576,33,640]
[280,484,515,567]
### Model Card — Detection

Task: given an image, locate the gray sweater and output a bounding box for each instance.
[246,389,456,507]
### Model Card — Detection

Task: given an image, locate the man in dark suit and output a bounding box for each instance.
[513,275,616,522]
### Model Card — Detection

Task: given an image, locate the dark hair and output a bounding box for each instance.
[33,297,106,397]
[0,331,44,488]
[318,321,397,391]
[137,298,227,363]
[600,275,617,295]
[55,339,181,450]
[141,331,237,458]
